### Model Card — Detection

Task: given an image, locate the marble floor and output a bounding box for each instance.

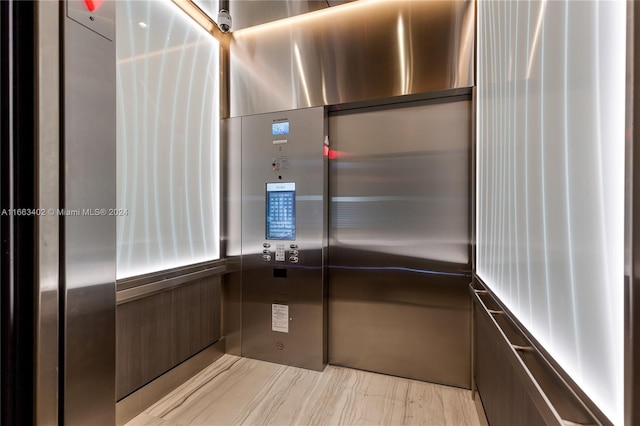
[126,355,482,426]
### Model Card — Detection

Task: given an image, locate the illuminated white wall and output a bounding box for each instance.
[116,0,220,278]
[476,1,625,424]
[191,0,219,21]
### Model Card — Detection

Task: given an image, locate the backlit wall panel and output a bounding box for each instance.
[476,1,625,423]
[191,0,219,22]
[116,0,220,278]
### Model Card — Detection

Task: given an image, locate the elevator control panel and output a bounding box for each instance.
[240,106,327,371]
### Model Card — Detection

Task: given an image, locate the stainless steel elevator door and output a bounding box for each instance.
[328,97,472,388]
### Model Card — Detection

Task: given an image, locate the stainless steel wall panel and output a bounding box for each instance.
[229,0,475,116]
[223,269,242,356]
[63,4,116,424]
[329,270,471,388]
[36,1,60,424]
[229,0,329,31]
[329,99,471,266]
[240,107,327,371]
[328,98,471,388]
[627,2,639,425]
[222,117,242,355]
[223,117,243,258]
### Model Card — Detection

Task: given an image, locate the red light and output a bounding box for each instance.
[323,146,330,158]
[328,149,338,160]
[84,0,104,12]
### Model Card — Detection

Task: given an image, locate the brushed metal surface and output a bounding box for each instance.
[223,117,243,258]
[116,340,225,426]
[327,97,471,388]
[63,7,116,425]
[329,99,471,265]
[36,1,60,424]
[627,3,639,425]
[222,117,243,355]
[223,270,242,356]
[117,259,226,291]
[229,0,475,117]
[116,276,222,400]
[241,107,327,371]
[329,266,471,388]
[229,0,353,31]
[116,264,226,305]
[67,0,115,41]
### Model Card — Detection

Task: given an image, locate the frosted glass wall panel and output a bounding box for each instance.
[116,0,220,278]
[476,1,625,424]
[191,0,219,21]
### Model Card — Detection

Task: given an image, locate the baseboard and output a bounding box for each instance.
[473,390,490,426]
[116,338,226,425]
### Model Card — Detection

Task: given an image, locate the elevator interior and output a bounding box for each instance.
[9,1,478,424]
[6,1,635,425]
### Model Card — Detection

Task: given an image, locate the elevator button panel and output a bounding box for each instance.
[262,242,300,263]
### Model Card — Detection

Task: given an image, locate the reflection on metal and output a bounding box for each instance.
[229,0,475,116]
[116,262,226,305]
[328,96,471,387]
[63,4,116,424]
[627,2,639,424]
[329,256,472,388]
[329,98,471,264]
[36,1,60,424]
[229,0,355,31]
[222,117,243,258]
[240,107,328,371]
[222,117,242,355]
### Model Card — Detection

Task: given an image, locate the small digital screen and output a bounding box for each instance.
[272,122,289,136]
[266,182,296,240]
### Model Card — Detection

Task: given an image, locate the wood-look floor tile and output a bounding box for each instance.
[126,355,481,426]
[126,412,182,425]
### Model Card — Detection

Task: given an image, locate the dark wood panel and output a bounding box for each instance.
[116,276,222,400]
[475,307,547,426]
